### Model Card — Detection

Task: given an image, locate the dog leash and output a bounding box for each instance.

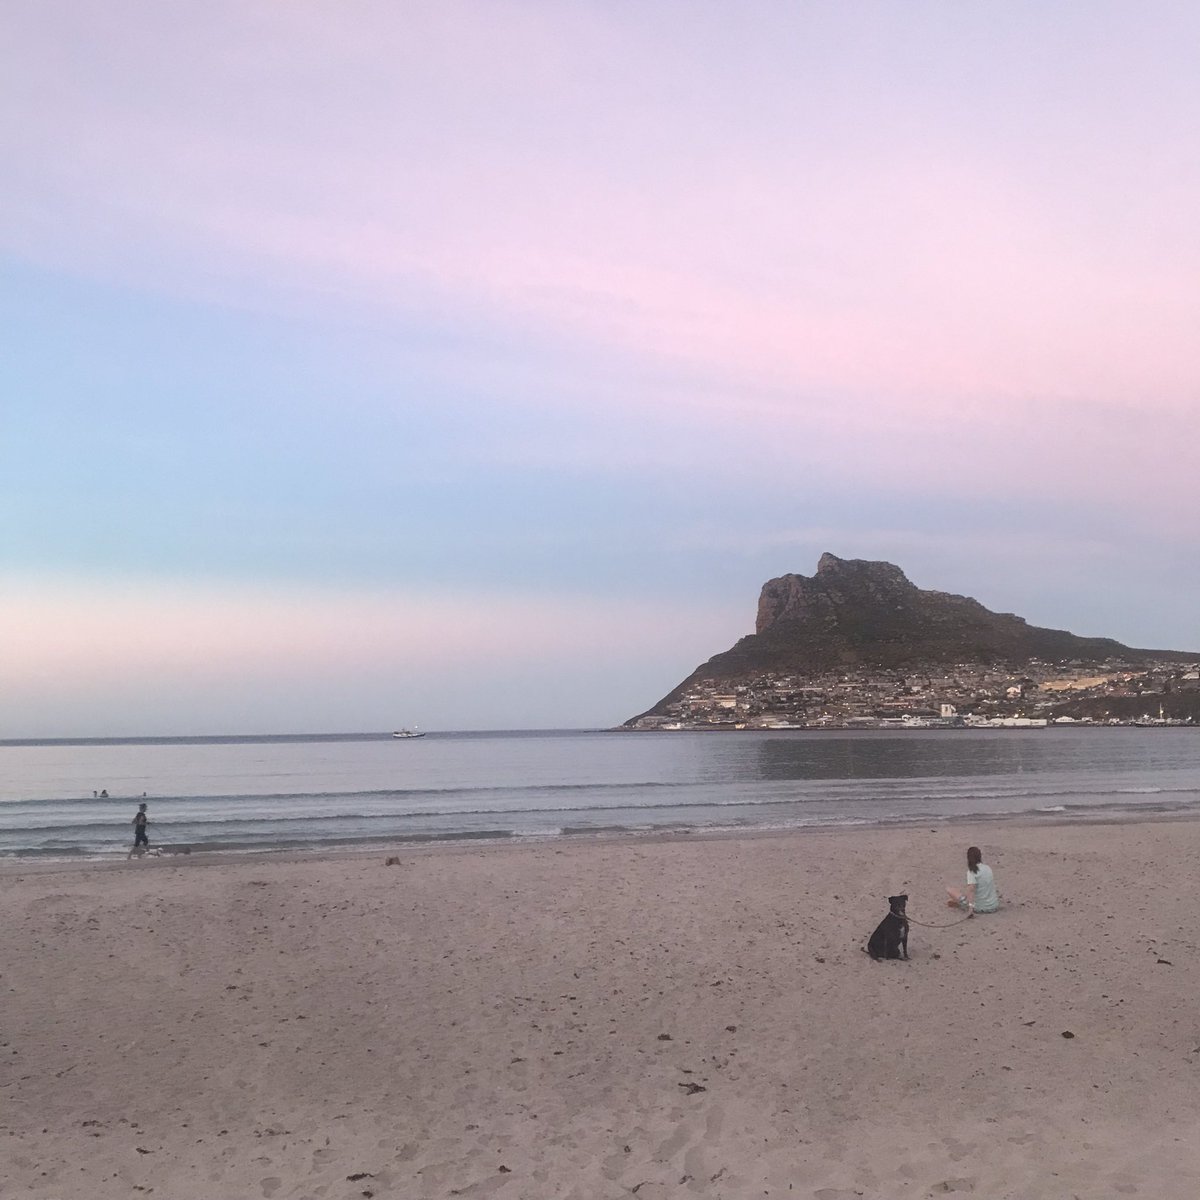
[903,910,973,929]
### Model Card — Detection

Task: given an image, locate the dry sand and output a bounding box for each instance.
[2,818,1199,1199]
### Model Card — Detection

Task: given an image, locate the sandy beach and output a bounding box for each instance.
[3,818,1199,1199]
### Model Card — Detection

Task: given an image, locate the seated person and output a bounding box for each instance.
[946,845,999,916]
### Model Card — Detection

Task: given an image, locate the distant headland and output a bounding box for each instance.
[626,553,1200,730]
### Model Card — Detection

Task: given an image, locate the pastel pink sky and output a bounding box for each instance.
[3,574,737,733]
[7,3,1198,414]
[2,3,1197,733]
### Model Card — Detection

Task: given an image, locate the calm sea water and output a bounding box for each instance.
[1,728,1198,859]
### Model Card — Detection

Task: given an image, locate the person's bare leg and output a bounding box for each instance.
[946,886,965,908]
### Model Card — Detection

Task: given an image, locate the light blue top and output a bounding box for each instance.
[969,863,999,912]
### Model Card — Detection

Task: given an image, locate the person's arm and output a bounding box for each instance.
[966,881,976,916]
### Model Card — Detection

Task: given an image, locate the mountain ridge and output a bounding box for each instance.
[626,553,1198,727]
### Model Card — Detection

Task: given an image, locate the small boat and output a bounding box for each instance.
[392,728,426,739]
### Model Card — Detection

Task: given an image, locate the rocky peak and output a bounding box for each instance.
[757,553,916,635]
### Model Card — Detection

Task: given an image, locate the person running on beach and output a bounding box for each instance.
[129,803,150,858]
[946,845,999,916]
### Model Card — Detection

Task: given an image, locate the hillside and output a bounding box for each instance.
[626,554,1198,728]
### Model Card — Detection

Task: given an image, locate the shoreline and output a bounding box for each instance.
[7,801,1200,878]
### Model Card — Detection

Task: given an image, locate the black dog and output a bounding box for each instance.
[866,894,909,960]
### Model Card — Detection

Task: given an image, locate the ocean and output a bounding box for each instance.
[1,728,1198,859]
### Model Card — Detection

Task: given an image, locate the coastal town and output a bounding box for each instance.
[628,658,1200,730]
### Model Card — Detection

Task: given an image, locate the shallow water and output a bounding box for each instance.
[1,727,1197,857]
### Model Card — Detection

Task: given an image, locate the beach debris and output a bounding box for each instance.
[1022,1020,1036,1026]
[347,1173,375,1181]
[814,956,826,963]
[1061,1030,1075,1039]
[657,1033,672,1041]
[385,857,401,866]
[1157,958,1173,966]
[135,1146,153,1154]
[725,1025,737,1032]
[678,1081,707,1095]
[498,1165,511,1173]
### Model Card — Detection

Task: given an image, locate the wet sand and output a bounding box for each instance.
[3,817,1199,1198]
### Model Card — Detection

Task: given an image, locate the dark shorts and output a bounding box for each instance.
[134,829,149,846]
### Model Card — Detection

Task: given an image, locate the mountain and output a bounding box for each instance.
[625,553,1198,727]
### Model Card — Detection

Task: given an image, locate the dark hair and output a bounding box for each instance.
[967,846,983,874]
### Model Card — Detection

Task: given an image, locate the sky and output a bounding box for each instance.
[3,2,1198,736]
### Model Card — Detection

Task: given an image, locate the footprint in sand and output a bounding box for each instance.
[260,1178,282,1197]
[655,1123,691,1160]
[942,1136,971,1162]
[704,1103,726,1139]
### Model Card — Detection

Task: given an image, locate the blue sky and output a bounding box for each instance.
[3,3,1198,735]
